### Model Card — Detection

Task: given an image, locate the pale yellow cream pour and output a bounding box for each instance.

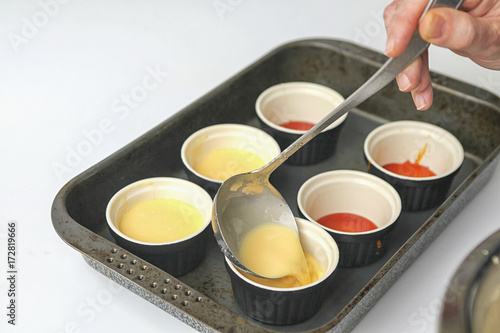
[240,252,324,288]
[239,223,315,286]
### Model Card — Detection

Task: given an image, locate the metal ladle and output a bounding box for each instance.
[212,0,464,278]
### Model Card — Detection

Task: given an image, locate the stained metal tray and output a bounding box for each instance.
[51,39,500,332]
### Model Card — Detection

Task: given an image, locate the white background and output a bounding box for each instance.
[1,1,500,332]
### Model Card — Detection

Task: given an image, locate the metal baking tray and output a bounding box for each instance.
[51,38,500,332]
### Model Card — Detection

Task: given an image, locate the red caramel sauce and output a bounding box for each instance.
[317,213,378,233]
[383,144,436,177]
[383,161,436,177]
[279,121,315,131]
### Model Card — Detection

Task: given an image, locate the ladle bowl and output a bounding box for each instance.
[212,0,464,278]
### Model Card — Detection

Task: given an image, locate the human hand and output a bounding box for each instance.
[384,0,500,110]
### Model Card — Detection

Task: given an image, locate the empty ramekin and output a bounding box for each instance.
[181,123,281,196]
[106,177,213,277]
[255,82,346,165]
[297,170,401,267]
[363,120,464,211]
[225,217,339,325]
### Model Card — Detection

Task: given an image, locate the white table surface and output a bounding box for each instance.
[2,1,500,332]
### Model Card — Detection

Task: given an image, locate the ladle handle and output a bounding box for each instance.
[260,0,464,176]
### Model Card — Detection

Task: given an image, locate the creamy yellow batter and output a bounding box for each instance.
[119,198,203,243]
[193,148,265,181]
[240,252,324,288]
[239,223,316,286]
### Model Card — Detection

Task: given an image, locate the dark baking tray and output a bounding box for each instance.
[51,39,500,333]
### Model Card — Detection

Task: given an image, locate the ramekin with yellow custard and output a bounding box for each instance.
[224,217,339,325]
[106,177,212,277]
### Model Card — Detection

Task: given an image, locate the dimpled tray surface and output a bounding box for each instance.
[51,39,500,333]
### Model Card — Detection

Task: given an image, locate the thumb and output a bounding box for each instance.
[419,8,495,55]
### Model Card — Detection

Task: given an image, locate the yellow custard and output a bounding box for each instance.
[193,148,265,181]
[240,252,324,288]
[239,223,313,286]
[119,198,203,243]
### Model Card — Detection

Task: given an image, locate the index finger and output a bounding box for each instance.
[385,0,430,57]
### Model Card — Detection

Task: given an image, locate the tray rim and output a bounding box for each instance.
[51,37,500,333]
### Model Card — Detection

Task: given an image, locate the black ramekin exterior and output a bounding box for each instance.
[224,260,336,325]
[366,160,462,211]
[258,120,345,165]
[329,223,397,267]
[109,224,211,277]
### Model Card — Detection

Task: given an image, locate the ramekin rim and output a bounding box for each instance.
[363,120,465,181]
[106,177,213,246]
[297,169,402,236]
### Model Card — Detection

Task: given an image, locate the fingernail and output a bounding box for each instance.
[414,93,427,111]
[385,37,395,56]
[424,14,446,39]
[397,74,411,91]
